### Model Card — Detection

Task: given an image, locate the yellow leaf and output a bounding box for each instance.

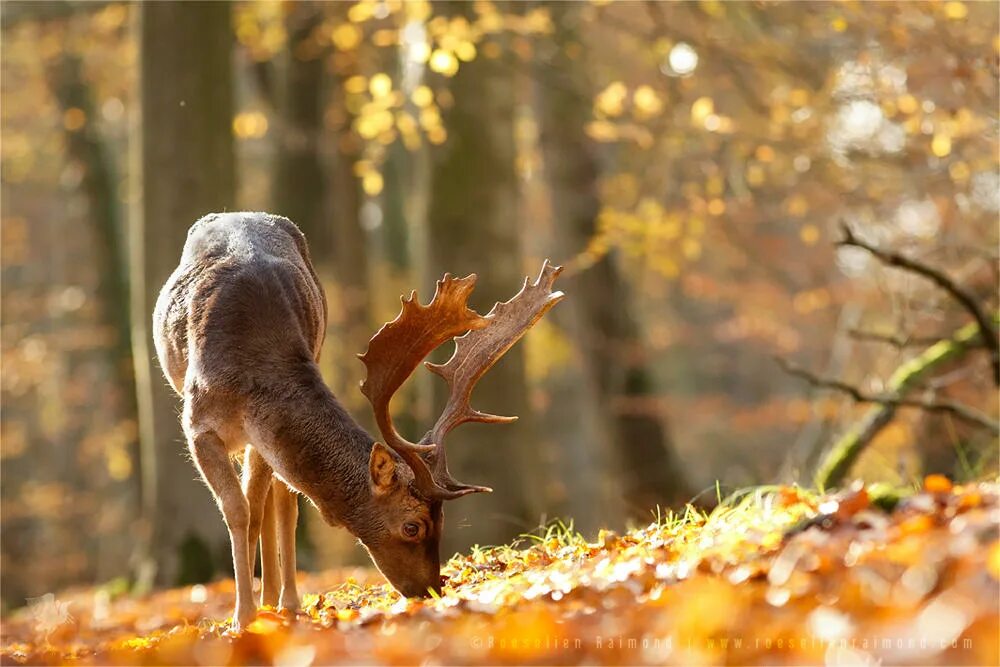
[897,94,919,115]
[682,238,702,260]
[788,88,810,107]
[755,145,775,163]
[707,198,726,216]
[595,81,628,118]
[369,73,392,98]
[948,161,970,183]
[408,42,431,63]
[455,41,477,62]
[427,126,447,145]
[632,85,663,119]
[585,121,618,142]
[746,164,766,187]
[988,541,1000,580]
[429,49,459,77]
[331,23,362,51]
[943,1,968,19]
[362,172,384,196]
[786,195,809,217]
[372,29,397,48]
[347,2,373,22]
[799,224,820,245]
[412,85,434,107]
[931,133,952,157]
[691,96,714,125]
[344,75,368,95]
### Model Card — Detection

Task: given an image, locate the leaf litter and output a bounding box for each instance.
[2,478,997,665]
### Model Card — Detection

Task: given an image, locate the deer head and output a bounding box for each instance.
[354,260,564,596]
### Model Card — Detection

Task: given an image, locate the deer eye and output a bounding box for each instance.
[402,522,420,539]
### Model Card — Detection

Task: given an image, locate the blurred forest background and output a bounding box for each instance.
[1,0,997,611]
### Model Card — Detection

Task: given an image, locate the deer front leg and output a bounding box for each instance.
[273,481,300,611]
[241,447,279,606]
[189,430,255,631]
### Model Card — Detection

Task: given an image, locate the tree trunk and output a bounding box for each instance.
[275,2,327,261]
[287,1,373,571]
[428,3,541,551]
[46,50,140,582]
[536,2,692,516]
[131,1,235,586]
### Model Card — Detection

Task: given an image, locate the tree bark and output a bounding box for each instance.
[131,1,235,586]
[47,50,140,582]
[275,2,328,261]
[536,2,692,515]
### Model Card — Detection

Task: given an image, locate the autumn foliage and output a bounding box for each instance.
[2,3,998,664]
[3,478,997,666]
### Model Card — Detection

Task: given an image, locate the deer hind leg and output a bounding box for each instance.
[259,488,280,606]
[188,429,255,631]
[241,447,278,606]
[273,481,300,611]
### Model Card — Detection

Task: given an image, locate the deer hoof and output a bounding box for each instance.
[232,604,257,632]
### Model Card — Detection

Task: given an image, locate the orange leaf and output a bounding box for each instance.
[924,474,953,494]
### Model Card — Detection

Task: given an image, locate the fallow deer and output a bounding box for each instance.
[153,212,563,630]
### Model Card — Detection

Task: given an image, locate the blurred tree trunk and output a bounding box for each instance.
[48,54,133,392]
[292,1,372,571]
[271,1,328,573]
[275,2,327,263]
[429,2,541,551]
[536,2,691,514]
[131,1,235,587]
[521,32,617,533]
[47,51,140,581]
[324,3,368,398]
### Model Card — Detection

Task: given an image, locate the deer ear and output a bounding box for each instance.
[369,442,396,495]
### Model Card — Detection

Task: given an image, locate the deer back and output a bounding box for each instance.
[153,212,327,397]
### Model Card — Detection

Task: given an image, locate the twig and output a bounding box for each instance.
[838,223,999,385]
[847,329,978,349]
[775,357,999,434]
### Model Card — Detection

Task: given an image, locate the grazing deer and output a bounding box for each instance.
[153,212,563,630]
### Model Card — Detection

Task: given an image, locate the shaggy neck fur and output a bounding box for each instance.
[252,360,380,540]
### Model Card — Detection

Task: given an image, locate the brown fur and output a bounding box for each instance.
[153,212,444,630]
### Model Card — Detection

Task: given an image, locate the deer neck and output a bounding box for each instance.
[251,363,377,532]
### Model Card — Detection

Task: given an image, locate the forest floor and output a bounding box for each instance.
[2,478,998,666]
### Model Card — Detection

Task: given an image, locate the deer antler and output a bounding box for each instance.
[422,260,565,496]
[360,261,564,501]
[359,274,488,499]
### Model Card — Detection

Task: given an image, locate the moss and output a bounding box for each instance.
[815,320,988,491]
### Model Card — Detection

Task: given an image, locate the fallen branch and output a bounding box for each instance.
[776,358,999,433]
[795,321,994,490]
[838,223,999,385]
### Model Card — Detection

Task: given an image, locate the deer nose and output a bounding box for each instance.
[398,581,437,598]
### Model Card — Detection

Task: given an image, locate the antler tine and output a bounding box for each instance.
[421,260,565,495]
[359,273,488,500]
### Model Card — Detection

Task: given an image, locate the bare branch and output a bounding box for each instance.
[847,329,979,349]
[775,357,999,434]
[838,223,999,385]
